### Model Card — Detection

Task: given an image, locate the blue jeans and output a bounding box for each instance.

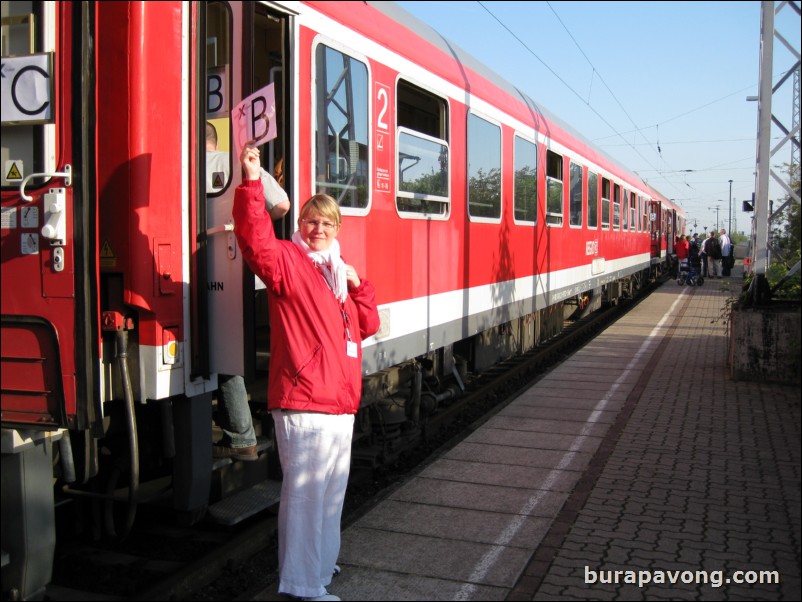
[216,374,257,448]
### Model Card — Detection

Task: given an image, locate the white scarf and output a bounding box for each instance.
[291,230,349,303]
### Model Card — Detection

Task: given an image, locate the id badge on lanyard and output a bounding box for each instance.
[341,304,358,358]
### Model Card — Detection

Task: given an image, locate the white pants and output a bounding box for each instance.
[272,410,354,598]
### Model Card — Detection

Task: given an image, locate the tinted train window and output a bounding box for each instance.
[587,171,598,229]
[396,80,449,217]
[546,150,563,226]
[601,178,611,230]
[569,162,582,227]
[513,135,537,223]
[314,44,369,209]
[613,184,621,230]
[621,188,628,231]
[468,113,501,220]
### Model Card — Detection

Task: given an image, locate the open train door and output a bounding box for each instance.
[1,3,97,598]
[202,2,293,383]
[649,200,663,266]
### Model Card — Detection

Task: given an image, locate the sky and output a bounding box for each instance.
[395,1,800,236]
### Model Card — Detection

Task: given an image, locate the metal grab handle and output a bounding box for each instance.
[20,164,72,202]
[205,223,235,236]
[196,222,234,242]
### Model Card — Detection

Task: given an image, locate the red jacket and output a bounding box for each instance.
[233,180,380,414]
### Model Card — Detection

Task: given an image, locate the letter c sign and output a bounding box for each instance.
[1,53,54,124]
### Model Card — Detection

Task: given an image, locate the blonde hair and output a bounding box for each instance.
[299,193,341,227]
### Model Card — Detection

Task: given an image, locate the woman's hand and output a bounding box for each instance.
[240,146,261,181]
[344,264,361,289]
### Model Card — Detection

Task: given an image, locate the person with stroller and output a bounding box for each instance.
[675,235,690,278]
[689,235,700,272]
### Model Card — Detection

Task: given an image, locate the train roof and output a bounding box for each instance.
[367,1,672,205]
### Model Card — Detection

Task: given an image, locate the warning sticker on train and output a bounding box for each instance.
[100,240,117,268]
[5,160,24,182]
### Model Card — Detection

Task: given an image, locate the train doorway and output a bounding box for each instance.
[203,2,292,386]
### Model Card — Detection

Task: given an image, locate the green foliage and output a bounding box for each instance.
[739,252,801,303]
[771,162,801,263]
[767,253,801,300]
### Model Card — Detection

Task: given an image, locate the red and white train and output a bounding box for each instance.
[0,1,683,597]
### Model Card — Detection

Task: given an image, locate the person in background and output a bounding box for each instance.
[703,231,721,279]
[719,228,733,277]
[688,234,700,275]
[206,122,290,461]
[675,234,689,277]
[206,122,290,219]
[233,146,380,601]
[698,233,708,277]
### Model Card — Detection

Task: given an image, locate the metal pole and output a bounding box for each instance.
[728,179,733,233]
[752,1,773,277]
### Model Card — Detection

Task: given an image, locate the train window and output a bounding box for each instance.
[205,2,232,196]
[1,2,56,188]
[513,135,537,223]
[641,196,649,231]
[613,184,621,230]
[397,80,448,140]
[587,171,599,229]
[621,188,628,231]
[314,44,369,210]
[630,192,637,231]
[601,178,611,230]
[545,150,563,226]
[467,113,501,220]
[569,162,582,227]
[396,129,449,215]
[396,80,449,217]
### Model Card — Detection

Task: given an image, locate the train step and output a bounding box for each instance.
[207,479,282,526]
[210,436,273,470]
[210,437,274,500]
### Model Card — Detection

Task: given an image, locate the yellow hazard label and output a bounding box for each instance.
[5,161,23,181]
[100,240,117,268]
[211,171,225,189]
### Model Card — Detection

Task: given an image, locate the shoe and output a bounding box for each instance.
[302,592,340,601]
[333,565,341,578]
[212,443,258,461]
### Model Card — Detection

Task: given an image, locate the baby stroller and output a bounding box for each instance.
[677,257,704,286]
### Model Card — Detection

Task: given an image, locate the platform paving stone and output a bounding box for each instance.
[524,277,801,601]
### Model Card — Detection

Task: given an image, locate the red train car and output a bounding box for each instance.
[0,2,683,597]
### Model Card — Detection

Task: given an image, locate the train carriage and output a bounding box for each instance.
[0,2,683,598]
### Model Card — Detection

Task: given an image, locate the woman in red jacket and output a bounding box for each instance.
[233,146,380,601]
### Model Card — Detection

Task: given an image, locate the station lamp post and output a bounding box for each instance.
[728,179,733,234]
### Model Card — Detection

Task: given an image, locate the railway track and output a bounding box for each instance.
[44,275,668,601]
